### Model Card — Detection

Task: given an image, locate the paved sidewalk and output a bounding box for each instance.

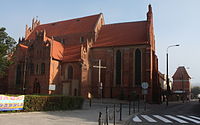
[0,99,146,125]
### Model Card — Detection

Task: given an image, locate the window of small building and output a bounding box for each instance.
[135,49,142,86]
[80,36,84,43]
[41,63,45,74]
[115,50,122,85]
[67,65,73,80]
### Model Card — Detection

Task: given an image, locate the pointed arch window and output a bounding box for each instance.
[116,50,122,85]
[41,63,45,74]
[30,63,34,74]
[135,49,141,86]
[68,65,73,80]
[36,64,39,74]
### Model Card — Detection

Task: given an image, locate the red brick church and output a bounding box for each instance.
[7,5,160,103]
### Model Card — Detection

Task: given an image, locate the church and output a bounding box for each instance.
[7,5,160,103]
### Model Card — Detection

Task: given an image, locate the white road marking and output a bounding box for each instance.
[132,116,142,122]
[189,116,200,121]
[177,115,200,124]
[165,115,188,123]
[141,115,157,122]
[153,115,172,123]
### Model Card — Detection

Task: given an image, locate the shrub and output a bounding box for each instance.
[1,95,84,112]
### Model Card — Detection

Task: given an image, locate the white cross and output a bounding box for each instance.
[93,60,106,84]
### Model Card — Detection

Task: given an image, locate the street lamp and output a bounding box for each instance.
[166,44,180,106]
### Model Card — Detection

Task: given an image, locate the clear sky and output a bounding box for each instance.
[1,0,200,86]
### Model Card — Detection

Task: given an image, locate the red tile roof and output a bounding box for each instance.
[93,21,148,48]
[19,44,28,53]
[62,44,81,63]
[172,66,191,80]
[24,14,150,62]
[46,37,64,61]
[27,14,101,40]
[46,37,81,62]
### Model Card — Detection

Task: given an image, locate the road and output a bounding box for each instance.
[125,100,200,125]
[0,99,199,125]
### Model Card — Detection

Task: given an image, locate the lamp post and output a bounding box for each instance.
[166,44,180,106]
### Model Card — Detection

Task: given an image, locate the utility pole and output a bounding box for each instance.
[93,60,106,102]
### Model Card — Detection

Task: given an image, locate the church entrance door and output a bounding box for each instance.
[63,82,70,96]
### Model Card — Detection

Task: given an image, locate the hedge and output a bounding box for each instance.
[1,95,84,112]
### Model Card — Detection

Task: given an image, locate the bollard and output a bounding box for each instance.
[88,92,92,108]
[89,98,92,108]
[128,101,131,115]
[106,106,109,125]
[144,95,146,111]
[138,95,140,112]
[98,112,102,125]
[133,101,135,113]
[119,103,122,121]
[113,104,116,125]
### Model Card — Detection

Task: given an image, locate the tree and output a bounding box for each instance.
[0,27,16,77]
[191,86,200,98]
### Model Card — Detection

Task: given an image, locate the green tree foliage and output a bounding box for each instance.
[0,27,16,77]
[191,86,200,98]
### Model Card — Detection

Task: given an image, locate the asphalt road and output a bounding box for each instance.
[125,100,200,125]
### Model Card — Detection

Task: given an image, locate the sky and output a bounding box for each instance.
[1,0,200,86]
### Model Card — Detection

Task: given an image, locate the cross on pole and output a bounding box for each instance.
[93,60,106,83]
[93,60,106,101]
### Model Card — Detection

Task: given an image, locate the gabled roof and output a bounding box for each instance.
[19,44,28,53]
[172,66,191,80]
[27,14,101,40]
[62,44,81,63]
[46,37,64,61]
[93,21,148,48]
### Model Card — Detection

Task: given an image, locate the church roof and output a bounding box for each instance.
[23,9,153,63]
[27,14,101,40]
[19,44,28,53]
[46,37,64,61]
[172,66,191,80]
[93,21,148,48]
[62,44,81,63]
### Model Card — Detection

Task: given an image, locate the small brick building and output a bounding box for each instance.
[172,66,191,98]
[7,5,160,103]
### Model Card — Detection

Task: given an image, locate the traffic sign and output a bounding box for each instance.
[141,82,149,89]
[142,89,148,95]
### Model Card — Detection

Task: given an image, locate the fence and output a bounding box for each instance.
[97,98,147,125]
